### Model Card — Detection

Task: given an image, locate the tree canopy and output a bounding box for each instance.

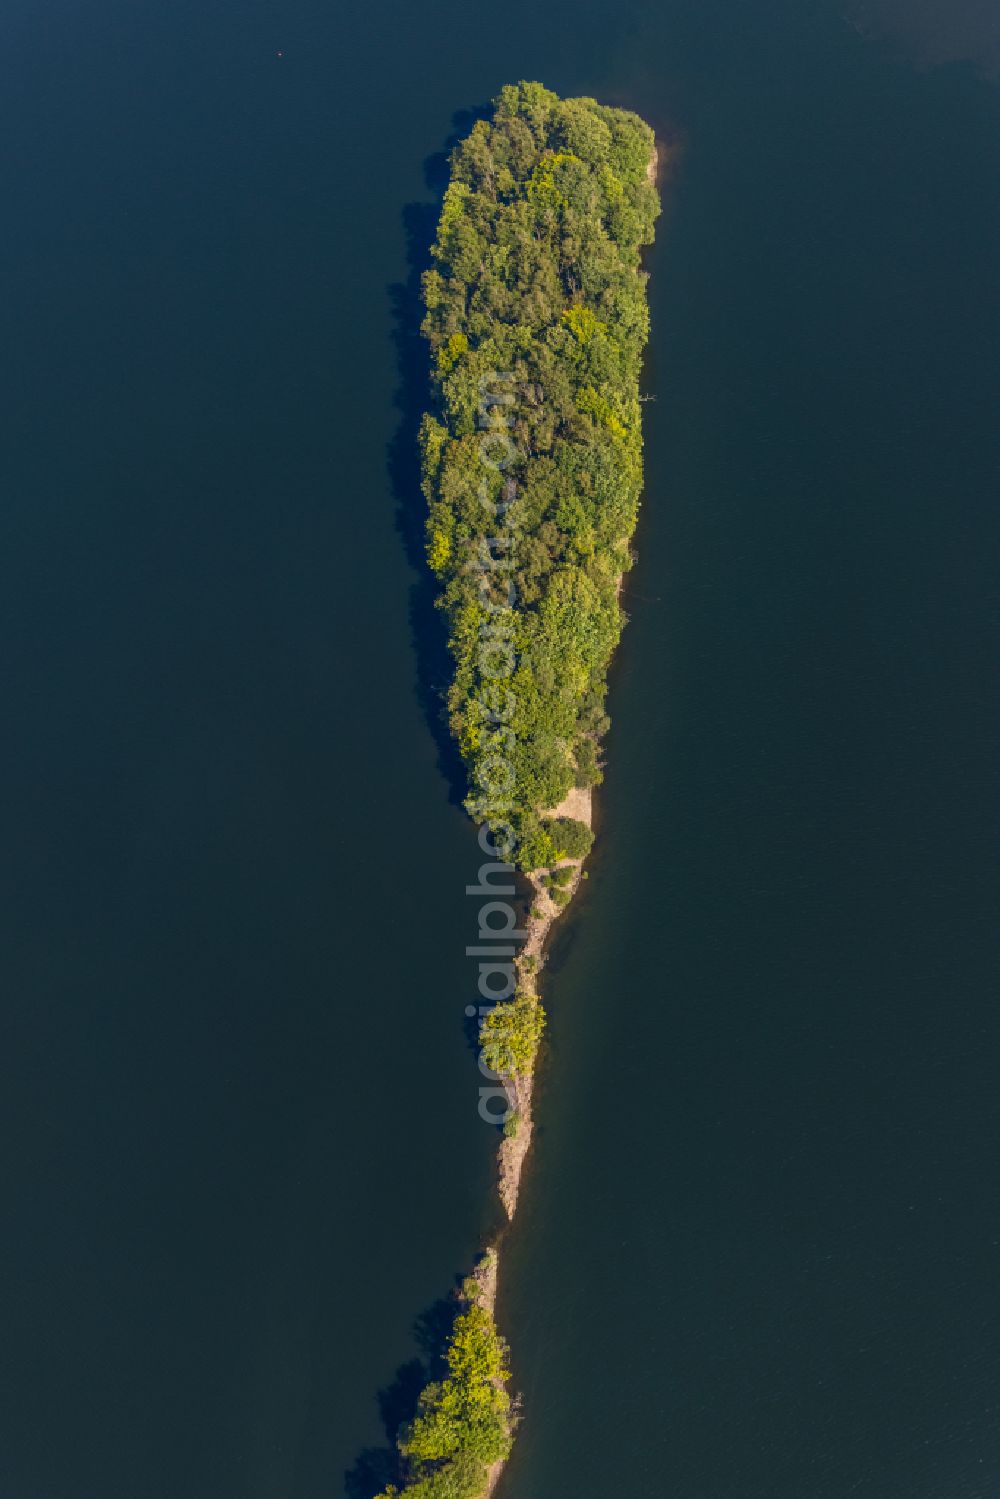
[374,1279,511,1499]
[421,81,659,872]
[479,990,545,1078]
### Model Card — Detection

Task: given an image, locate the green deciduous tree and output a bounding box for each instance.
[479,992,546,1078]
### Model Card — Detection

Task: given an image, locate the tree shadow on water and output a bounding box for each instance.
[343,1359,423,1499]
[343,1293,463,1499]
[387,105,490,809]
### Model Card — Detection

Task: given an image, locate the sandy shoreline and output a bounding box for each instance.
[496,782,593,1219]
[478,783,594,1499]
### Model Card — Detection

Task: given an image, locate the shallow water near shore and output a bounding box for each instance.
[2,0,1000,1496]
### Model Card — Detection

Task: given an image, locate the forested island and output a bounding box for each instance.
[374,81,658,1499]
[422,80,659,872]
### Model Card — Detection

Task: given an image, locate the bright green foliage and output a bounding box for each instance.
[375,1285,512,1499]
[420,81,658,872]
[547,815,594,861]
[479,990,546,1078]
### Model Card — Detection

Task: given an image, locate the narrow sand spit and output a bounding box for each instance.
[485,789,594,1497]
[471,1246,499,1316]
[496,784,593,1221]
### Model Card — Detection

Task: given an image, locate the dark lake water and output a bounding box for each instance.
[2,2,999,1497]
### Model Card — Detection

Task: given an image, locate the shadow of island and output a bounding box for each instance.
[387,105,491,811]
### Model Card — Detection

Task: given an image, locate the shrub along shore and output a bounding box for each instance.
[375,81,658,1499]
